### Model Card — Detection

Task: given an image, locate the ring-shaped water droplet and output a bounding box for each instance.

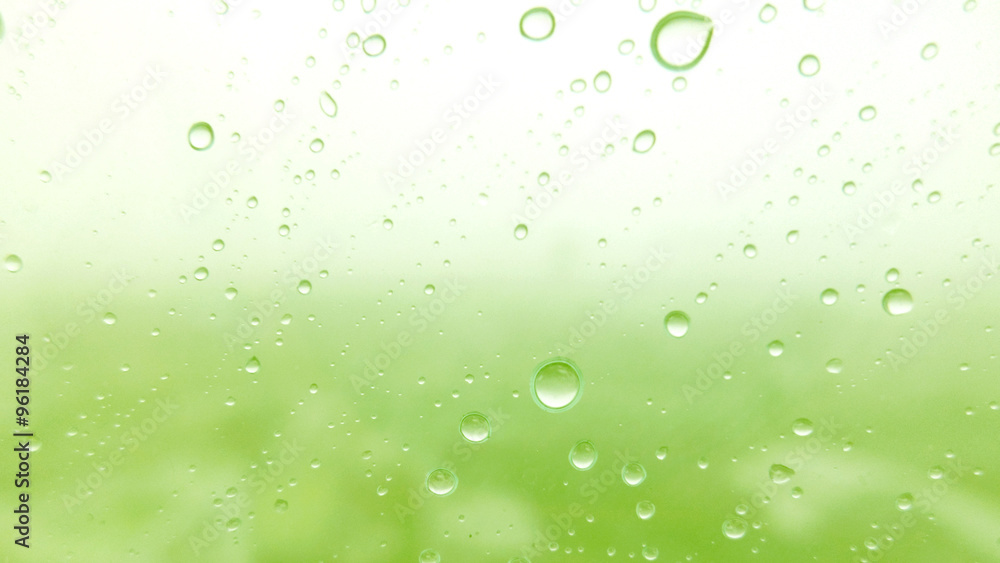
[650,11,714,72]
[530,358,583,412]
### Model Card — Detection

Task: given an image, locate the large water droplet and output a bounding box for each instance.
[633,130,656,153]
[820,288,838,305]
[569,440,598,470]
[103,313,117,325]
[759,3,777,22]
[194,267,209,281]
[921,42,938,60]
[883,288,913,315]
[531,358,583,412]
[768,340,784,357]
[722,518,748,539]
[859,105,877,121]
[792,418,814,436]
[622,462,647,486]
[188,122,215,151]
[798,54,820,77]
[514,223,528,240]
[319,91,339,117]
[4,255,23,272]
[896,493,913,511]
[309,138,325,153]
[664,311,690,337]
[769,463,795,484]
[636,500,656,520]
[419,549,442,563]
[297,280,312,294]
[362,34,386,56]
[650,11,714,72]
[519,7,555,41]
[460,412,491,443]
[245,357,260,373]
[594,70,612,93]
[426,468,458,496]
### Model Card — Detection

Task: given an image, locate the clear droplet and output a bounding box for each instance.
[768,340,784,356]
[419,549,442,563]
[825,358,843,374]
[759,3,777,22]
[519,7,556,41]
[309,138,325,153]
[723,518,748,539]
[426,468,458,496]
[460,412,491,443]
[798,55,820,77]
[514,223,528,240]
[655,446,669,460]
[362,34,386,56]
[636,500,656,520]
[594,70,611,93]
[633,129,656,153]
[786,231,799,244]
[274,499,288,513]
[650,11,714,72]
[769,463,795,484]
[622,462,647,486]
[297,280,312,294]
[4,255,23,272]
[245,357,260,373]
[921,42,938,60]
[842,181,857,196]
[226,518,241,531]
[188,122,215,151]
[743,244,757,258]
[247,196,258,208]
[896,493,913,511]
[103,313,117,325]
[212,239,225,251]
[882,289,914,315]
[820,288,838,305]
[531,358,583,412]
[664,311,690,337]
[859,105,877,121]
[319,91,338,117]
[193,267,209,281]
[569,440,598,470]
[225,287,238,300]
[792,418,814,436]
[619,39,635,54]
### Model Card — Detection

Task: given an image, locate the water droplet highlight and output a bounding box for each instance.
[664,311,690,337]
[426,468,458,496]
[569,440,598,470]
[883,288,914,315]
[530,358,583,412]
[188,122,215,151]
[460,412,491,443]
[622,462,647,486]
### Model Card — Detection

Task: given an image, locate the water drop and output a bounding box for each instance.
[594,70,612,93]
[921,43,938,60]
[622,462,647,486]
[768,340,784,357]
[636,500,656,520]
[820,288,838,305]
[882,289,913,315]
[531,358,583,412]
[655,446,669,460]
[664,311,690,337]
[319,91,338,117]
[274,499,288,513]
[103,313,117,325]
[226,518,241,531]
[798,55,820,77]
[633,130,656,153]
[569,440,598,470]
[4,255,23,272]
[759,3,777,22]
[309,138,325,153]
[362,34,386,56]
[519,7,556,41]
[859,106,877,121]
[212,239,225,251]
[419,549,442,563]
[743,244,757,258]
[426,468,458,496]
[825,358,843,373]
[896,493,913,511]
[297,280,312,294]
[460,412,491,443]
[842,181,857,195]
[188,122,215,151]
[650,11,714,71]
[247,196,258,208]
[722,518,748,539]
[769,463,795,484]
[514,223,528,240]
[792,418,814,436]
[225,287,238,300]
[245,357,260,373]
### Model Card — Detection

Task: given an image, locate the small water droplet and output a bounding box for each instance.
[655,446,668,460]
[460,412,491,443]
[297,280,312,294]
[319,91,338,117]
[419,549,442,563]
[921,42,938,60]
[212,239,225,251]
[633,129,656,153]
[650,11,714,72]
[882,288,913,315]
[362,34,386,56]
[245,357,260,373]
[769,463,795,484]
[820,288,838,305]
[4,255,23,272]
[859,105,877,121]
[622,462,647,486]
[103,313,117,325]
[309,138,325,153]
[768,340,784,356]
[514,223,528,240]
[426,468,458,496]
[664,311,690,337]
[594,70,612,93]
[194,267,209,281]
[792,418,814,436]
[519,7,556,41]
[798,54,820,77]
[723,518,748,539]
[636,500,656,520]
[569,440,598,470]
[759,3,777,22]
[188,122,215,151]
[744,244,757,258]
[896,493,913,511]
